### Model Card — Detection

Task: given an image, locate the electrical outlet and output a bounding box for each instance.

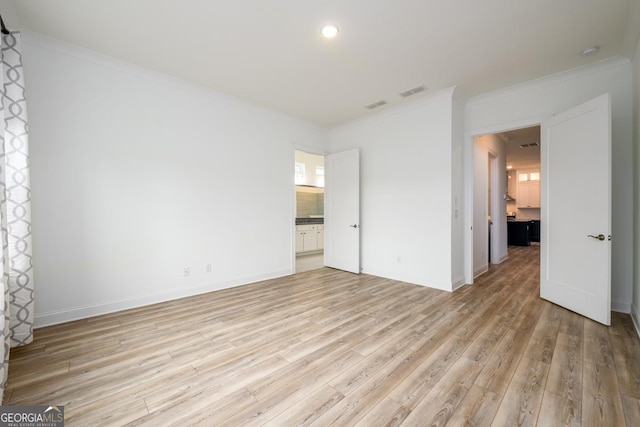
[206,264,212,273]
[183,267,190,277]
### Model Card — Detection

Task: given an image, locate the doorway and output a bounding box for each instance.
[471,125,541,280]
[294,150,325,273]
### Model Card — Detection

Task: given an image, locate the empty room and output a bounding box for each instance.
[1,1,640,425]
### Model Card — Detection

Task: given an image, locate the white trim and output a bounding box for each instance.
[34,270,292,328]
[464,117,544,284]
[492,254,509,265]
[611,299,632,314]
[474,266,489,279]
[451,276,466,291]
[631,303,640,338]
[466,57,629,107]
[362,267,453,292]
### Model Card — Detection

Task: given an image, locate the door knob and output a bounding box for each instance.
[587,234,605,241]
[350,224,359,228]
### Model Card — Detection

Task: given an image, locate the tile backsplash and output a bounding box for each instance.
[296,187,324,218]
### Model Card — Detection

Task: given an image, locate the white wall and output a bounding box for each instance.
[466,57,634,312]
[295,150,324,187]
[17,30,638,326]
[23,32,326,326]
[328,88,457,291]
[472,134,507,277]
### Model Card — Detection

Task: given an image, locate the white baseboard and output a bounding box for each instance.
[631,303,640,339]
[612,299,631,314]
[474,265,489,279]
[451,276,467,291]
[492,254,509,265]
[34,269,292,328]
[361,267,453,292]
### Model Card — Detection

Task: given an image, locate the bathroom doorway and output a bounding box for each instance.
[294,150,325,272]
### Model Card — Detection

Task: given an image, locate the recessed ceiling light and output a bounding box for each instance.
[581,46,599,56]
[507,165,513,170]
[321,24,339,39]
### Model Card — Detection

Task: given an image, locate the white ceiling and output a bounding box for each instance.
[4,0,640,126]
[497,126,541,170]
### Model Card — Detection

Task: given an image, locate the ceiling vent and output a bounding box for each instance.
[365,100,387,110]
[519,142,539,148]
[399,85,426,98]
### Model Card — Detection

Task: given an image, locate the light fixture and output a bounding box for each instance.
[321,24,339,39]
[581,46,599,56]
[507,165,513,170]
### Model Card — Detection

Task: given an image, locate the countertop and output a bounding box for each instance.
[296,218,324,225]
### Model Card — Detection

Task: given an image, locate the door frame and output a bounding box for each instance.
[464,117,545,284]
[291,146,327,274]
[488,149,501,265]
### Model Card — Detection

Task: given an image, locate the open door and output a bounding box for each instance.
[540,94,611,325]
[324,149,360,273]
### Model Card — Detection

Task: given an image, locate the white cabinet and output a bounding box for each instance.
[517,169,540,208]
[296,224,324,253]
[317,225,324,250]
[295,229,304,253]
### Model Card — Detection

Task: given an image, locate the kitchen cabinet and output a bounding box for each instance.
[517,169,540,208]
[507,221,530,246]
[507,219,540,245]
[296,224,323,253]
[529,220,540,242]
[317,225,324,250]
[506,169,516,199]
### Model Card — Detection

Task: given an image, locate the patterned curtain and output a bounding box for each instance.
[0,31,33,400]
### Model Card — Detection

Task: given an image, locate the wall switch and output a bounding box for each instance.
[183,267,190,277]
[206,264,212,273]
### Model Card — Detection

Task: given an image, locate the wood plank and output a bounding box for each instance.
[524,303,563,364]
[352,397,411,427]
[538,391,581,427]
[537,332,583,426]
[583,318,614,368]
[474,328,531,396]
[621,394,640,427]
[400,357,484,427]
[262,385,344,427]
[445,384,502,427]
[582,361,626,427]
[609,333,640,399]
[491,356,550,427]
[606,312,636,339]
[386,336,470,410]
[4,245,639,426]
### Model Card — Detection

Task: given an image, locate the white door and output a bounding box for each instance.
[540,94,611,325]
[324,149,360,273]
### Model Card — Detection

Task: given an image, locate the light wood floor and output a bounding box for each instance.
[296,252,325,273]
[5,246,640,426]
